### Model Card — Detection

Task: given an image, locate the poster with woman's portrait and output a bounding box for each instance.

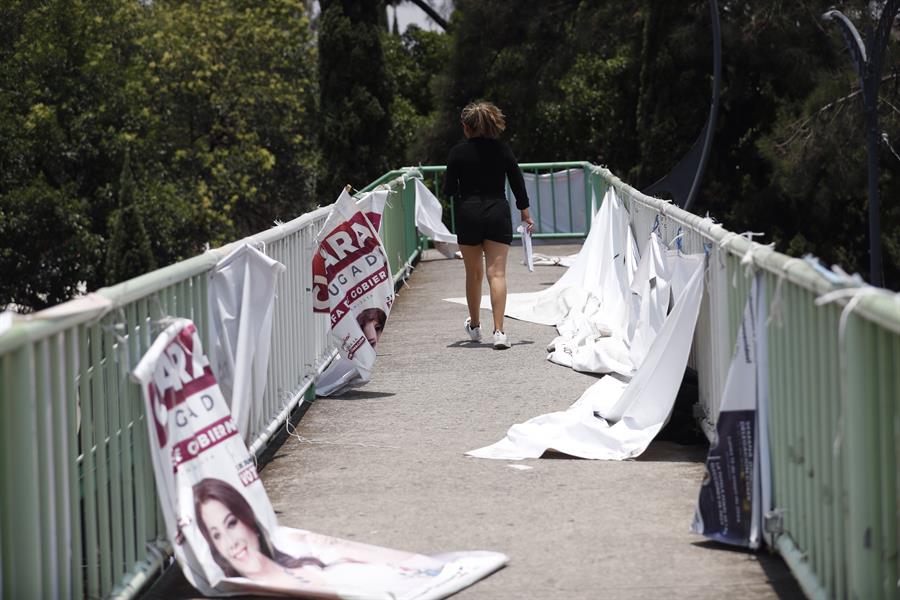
[312,188,395,396]
[133,318,507,598]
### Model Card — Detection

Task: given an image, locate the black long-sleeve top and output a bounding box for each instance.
[444,137,530,210]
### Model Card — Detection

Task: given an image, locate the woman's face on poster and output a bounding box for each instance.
[357,309,385,348]
[201,499,266,577]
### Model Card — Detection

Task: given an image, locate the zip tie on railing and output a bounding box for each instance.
[739,242,775,281]
[147,294,179,334]
[100,307,133,377]
[804,256,868,290]
[716,232,740,269]
[144,539,169,564]
[396,251,415,288]
[153,315,180,332]
[767,257,804,329]
[814,285,888,457]
[717,231,764,285]
[284,419,401,450]
[668,227,685,251]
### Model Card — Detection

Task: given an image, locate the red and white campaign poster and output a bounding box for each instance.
[133,318,507,598]
[313,188,394,396]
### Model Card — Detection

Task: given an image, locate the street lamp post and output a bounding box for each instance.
[823,1,899,287]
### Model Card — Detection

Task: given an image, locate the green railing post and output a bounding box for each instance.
[1,346,44,598]
[844,312,882,598]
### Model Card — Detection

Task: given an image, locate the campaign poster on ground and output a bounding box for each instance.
[133,318,507,598]
[313,189,394,396]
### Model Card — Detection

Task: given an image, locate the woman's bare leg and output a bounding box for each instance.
[483,240,510,332]
[458,243,485,327]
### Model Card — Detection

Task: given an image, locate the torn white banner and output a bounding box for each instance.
[546,232,670,377]
[444,186,638,327]
[466,253,705,460]
[414,179,459,258]
[208,244,285,441]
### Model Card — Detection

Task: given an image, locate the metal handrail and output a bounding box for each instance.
[2,162,898,599]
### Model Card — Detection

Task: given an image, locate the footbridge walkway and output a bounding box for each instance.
[1,163,898,599]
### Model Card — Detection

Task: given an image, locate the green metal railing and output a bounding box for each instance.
[408,162,596,239]
[357,169,426,279]
[2,162,898,599]
[595,165,900,600]
[0,171,422,599]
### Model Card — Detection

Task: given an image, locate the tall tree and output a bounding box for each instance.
[105,149,156,284]
[0,0,320,309]
[382,24,450,164]
[318,0,392,195]
[423,0,899,287]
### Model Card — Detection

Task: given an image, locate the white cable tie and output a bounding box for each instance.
[813,285,883,457]
[717,232,739,269]
[741,242,775,279]
[766,257,803,328]
[284,419,401,450]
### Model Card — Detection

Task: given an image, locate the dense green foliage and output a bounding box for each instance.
[421,0,900,288]
[317,0,392,197]
[0,0,318,308]
[2,0,898,310]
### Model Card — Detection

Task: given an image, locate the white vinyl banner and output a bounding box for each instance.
[446,186,638,328]
[692,273,771,549]
[133,319,507,598]
[355,189,390,233]
[413,179,459,258]
[466,253,705,461]
[208,244,285,440]
[546,232,669,377]
[313,189,395,396]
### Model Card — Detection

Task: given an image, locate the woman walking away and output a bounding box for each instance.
[445,101,534,350]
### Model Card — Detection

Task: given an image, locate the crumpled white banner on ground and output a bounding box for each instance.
[546,232,671,377]
[466,253,705,460]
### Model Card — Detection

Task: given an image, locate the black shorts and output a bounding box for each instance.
[454,195,513,245]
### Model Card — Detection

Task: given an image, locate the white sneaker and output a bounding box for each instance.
[493,330,510,349]
[464,317,482,342]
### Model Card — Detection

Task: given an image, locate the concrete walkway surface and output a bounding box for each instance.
[145,243,803,600]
